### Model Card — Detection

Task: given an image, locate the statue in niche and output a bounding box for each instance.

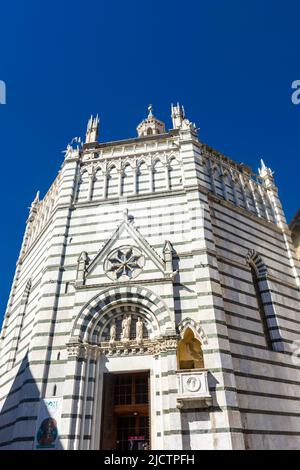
[121,314,131,342]
[109,320,116,344]
[136,317,144,344]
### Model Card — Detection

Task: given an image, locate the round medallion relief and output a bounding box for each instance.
[185,376,201,393]
[104,245,145,281]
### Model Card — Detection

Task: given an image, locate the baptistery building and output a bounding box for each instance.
[0,104,300,450]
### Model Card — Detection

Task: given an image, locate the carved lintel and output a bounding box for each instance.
[153,336,178,357]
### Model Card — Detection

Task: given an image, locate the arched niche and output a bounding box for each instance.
[137,161,149,194]
[177,327,204,370]
[77,170,89,201]
[106,166,118,198]
[169,157,182,189]
[121,164,133,196]
[152,159,165,192]
[93,168,103,200]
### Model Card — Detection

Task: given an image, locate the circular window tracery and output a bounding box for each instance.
[104,245,145,281]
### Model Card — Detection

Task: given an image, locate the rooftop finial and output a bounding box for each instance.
[33,190,40,205]
[148,104,153,117]
[137,104,166,137]
[27,191,40,224]
[85,114,100,144]
[259,158,274,185]
[260,159,267,171]
[171,102,187,129]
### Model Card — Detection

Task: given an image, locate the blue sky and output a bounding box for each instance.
[0,0,299,320]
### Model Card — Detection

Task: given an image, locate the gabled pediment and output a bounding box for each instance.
[82,211,167,284]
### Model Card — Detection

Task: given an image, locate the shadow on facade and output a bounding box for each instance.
[0,352,63,450]
[179,372,220,450]
[173,252,195,323]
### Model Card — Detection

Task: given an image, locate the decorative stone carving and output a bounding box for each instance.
[109,320,116,345]
[100,338,155,357]
[104,246,145,281]
[153,337,178,356]
[136,317,143,345]
[180,118,198,133]
[66,342,84,359]
[176,370,212,409]
[76,251,89,286]
[67,341,102,361]
[121,314,132,342]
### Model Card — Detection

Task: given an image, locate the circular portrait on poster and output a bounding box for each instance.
[37,417,58,448]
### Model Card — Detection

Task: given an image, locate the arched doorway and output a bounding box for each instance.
[66,286,176,450]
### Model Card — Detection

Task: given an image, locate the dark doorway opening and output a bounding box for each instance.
[100,371,150,450]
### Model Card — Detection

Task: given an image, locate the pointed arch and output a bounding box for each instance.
[244,182,256,214]
[177,318,208,345]
[233,175,247,208]
[212,164,221,177]
[152,159,165,192]
[263,189,276,223]
[245,249,268,278]
[222,170,236,203]
[168,157,182,190]
[177,328,204,370]
[106,165,118,198]
[246,249,280,351]
[137,160,149,194]
[77,169,89,202]
[121,163,134,196]
[177,318,207,371]
[255,187,269,220]
[211,164,225,199]
[93,168,103,200]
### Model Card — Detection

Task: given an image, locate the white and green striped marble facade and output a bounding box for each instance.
[0,106,300,450]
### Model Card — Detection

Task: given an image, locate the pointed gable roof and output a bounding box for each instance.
[85,210,165,279]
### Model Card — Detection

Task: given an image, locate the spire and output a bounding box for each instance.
[27,191,40,224]
[260,159,266,170]
[148,104,154,117]
[76,251,89,286]
[85,114,100,143]
[136,105,166,137]
[163,240,174,273]
[33,190,40,205]
[258,158,275,189]
[171,102,186,129]
[171,102,198,135]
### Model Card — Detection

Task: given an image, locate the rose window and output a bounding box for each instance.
[104,246,145,281]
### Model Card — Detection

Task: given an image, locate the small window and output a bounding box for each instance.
[250,266,273,350]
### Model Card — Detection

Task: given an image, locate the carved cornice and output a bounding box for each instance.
[66,336,179,359]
